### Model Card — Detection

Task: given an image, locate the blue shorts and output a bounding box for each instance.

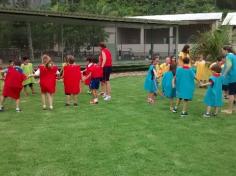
[90,78,100,90]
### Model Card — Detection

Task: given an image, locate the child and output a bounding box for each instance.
[63,55,81,106]
[201,64,223,117]
[82,57,93,93]
[173,57,196,116]
[194,55,209,85]
[30,55,59,110]
[162,63,177,111]
[21,56,35,96]
[83,57,103,104]
[144,57,159,104]
[0,60,26,112]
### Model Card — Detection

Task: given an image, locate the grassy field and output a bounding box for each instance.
[0,76,236,176]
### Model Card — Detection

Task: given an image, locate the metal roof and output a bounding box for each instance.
[128,13,223,22]
[222,12,236,25]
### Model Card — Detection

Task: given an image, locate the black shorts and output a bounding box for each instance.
[102,67,112,82]
[90,78,100,90]
[24,83,34,88]
[222,85,228,91]
[228,82,236,95]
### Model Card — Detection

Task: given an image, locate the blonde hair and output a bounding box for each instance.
[42,54,53,68]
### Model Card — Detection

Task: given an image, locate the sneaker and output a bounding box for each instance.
[16,108,22,112]
[104,96,111,101]
[49,106,53,110]
[180,112,188,117]
[0,106,4,112]
[65,103,70,106]
[43,105,47,110]
[203,113,211,118]
[172,106,178,113]
[73,103,78,106]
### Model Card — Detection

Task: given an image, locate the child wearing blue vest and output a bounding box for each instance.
[173,57,196,117]
[162,63,177,111]
[201,64,223,117]
[144,57,159,104]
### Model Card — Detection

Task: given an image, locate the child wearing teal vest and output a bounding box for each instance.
[201,64,223,117]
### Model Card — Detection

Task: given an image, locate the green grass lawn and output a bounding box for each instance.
[0,76,236,176]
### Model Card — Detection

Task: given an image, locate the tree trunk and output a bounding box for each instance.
[26,22,34,60]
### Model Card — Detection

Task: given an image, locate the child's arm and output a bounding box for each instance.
[172,77,176,88]
[82,72,91,81]
[153,69,161,79]
[28,69,40,77]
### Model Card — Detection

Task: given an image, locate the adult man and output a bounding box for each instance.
[222,46,236,114]
[99,42,112,101]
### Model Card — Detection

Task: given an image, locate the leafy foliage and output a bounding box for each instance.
[191,27,230,61]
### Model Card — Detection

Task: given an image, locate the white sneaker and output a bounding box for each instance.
[104,96,111,101]
[102,94,107,98]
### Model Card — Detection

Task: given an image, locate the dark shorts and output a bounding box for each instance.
[90,78,100,90]
[222,85,228,91]
[102,67,112,82]
[24,83,34,88]
[228,82,236,95]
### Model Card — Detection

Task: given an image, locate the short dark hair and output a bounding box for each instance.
[92,58,98,64]
[182,44,190,53]
[22,56,29,61]
[183,57,190,64]
[86,56,93,63]
[217,56,224,62]
[223,46,234,53]
[211,63,222,73]
[99,42,106,48]
[14,59,21,66]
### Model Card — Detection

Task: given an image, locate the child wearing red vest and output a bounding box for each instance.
[63,55,81,106]
[82,57,93,93]
[0,60,27,112]
[83,57,103,104]
[30,55,59,110]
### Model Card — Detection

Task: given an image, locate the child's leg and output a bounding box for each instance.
[73,94,78,105]
[47,93,53,109]
[66,95,71,105]
[41,93,46,109]
[30,84,35,94]
[214,107,219,115]
[170,98,174,110]
[0,95,6,109]
[206,106,211,114]
[100,82,105,95]
[182,100,188,113]
[23,86,29,96]
[16,99,20,111]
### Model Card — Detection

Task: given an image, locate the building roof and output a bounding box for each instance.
[128,13,223,22]
[222,12,236,25]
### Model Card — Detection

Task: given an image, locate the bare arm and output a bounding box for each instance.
[101,51,107,68]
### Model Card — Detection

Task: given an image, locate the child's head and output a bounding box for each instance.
[182,44,190,53]
[165,57,171,64]
[170,55,176,64]
[92,57,98,64]
[14,59,22,67]
[183,57,190,65]
[217,55,224,64]
[99,42,106,49]
[9,60,14,66]
[222,46,234,55]
[22,56,30,64]
[86,56,93,64]
[42,54,52,67]
[66,55,75,64]
[151,56,159,65]
[211,64,221,74]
